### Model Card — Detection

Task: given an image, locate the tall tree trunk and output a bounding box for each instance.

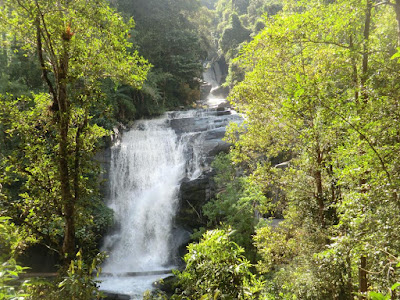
[395,0,400,46]
[359,255,368,299]
[361,0,372,102]
[58,38,75,265]
[346,253,353,297]
[357,2,372,293]
[315,141,325,227]
[349,35,359,102]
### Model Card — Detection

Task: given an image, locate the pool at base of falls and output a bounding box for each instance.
[99,273,172,300]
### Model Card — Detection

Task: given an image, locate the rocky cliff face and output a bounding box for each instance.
[168,99,241,234]
[201,57,230,100]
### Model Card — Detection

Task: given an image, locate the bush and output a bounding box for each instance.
[174,229,264,299]
[0,217,30,299]
[28,251,106,300]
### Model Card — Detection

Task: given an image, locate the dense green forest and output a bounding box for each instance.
[1,0,400,299]
[171,0,400,299]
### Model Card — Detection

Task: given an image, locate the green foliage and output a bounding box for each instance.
[0,217,30,300]
[253,221,299,273]
[1,94,64,246]
[202,153,268,258]
[222,0,400,298]
[212,0,284,88]
[1,0,150,88]
[369,282,400,300]
[0,93,111,256]
[28,250,106,300]
[57,251,105,299]
[0,45,43,97]
[220,13,251,57]
[0,0,150,264]
[247,0,283,23]
[201,0,219,10]
[143,291,169,300]
[174,228,264,299]
[114,0,204,112]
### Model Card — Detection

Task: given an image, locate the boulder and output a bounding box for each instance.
[211,85,230,98]
[153,275,178,295]
[103,292,130,300]
[169,117,210,134]
[216,100,231,111]
[175,174,215,229]
[200,83,212,100]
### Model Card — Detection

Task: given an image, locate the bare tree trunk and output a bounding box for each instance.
[315,141,325,227]
[357,3,372,293]
[359,256,367,299]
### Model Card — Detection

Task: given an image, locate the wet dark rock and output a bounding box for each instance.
[103,292,130,300]
[170,227,191,265]
[153,275,178,295]
[216,110,231,116]
[203,127,226,140]
[169,107,242,233]
[211,85,230,98]
[213,56,229,85]
[95,147,112,199]
[137,123,146,131]
[217,100,231,111]
[201,139,230,162]
[169,117,210,134]
[200,83,212,100]
[176,174,215,229]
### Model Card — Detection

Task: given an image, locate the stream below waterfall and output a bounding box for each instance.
[99,70,241,299]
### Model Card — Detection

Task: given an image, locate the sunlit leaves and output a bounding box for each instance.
[175,229,264,299]
[0,0,150,89]
[223,0,400,297]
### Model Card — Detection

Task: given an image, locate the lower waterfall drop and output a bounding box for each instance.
[100,116,186,298]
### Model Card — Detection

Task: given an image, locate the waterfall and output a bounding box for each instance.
[102,117,185,273]
[99,116,187,299]
[99,69,241,298]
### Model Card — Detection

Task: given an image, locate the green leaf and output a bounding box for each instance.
[368,291,390,300]
[391,282,400,291]
[391,48,400,60]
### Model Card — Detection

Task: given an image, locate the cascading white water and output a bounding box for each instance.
[99,66,242,299]
[102,117,185,274]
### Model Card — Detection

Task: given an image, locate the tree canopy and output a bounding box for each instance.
[168,0,400,299]
[0,0,150,265]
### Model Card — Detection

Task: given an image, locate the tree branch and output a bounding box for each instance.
[34,0,59,74]
[36,17,57,105]
[297,38,350,50]
[319,100,392,185]
[374,1,395,7]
